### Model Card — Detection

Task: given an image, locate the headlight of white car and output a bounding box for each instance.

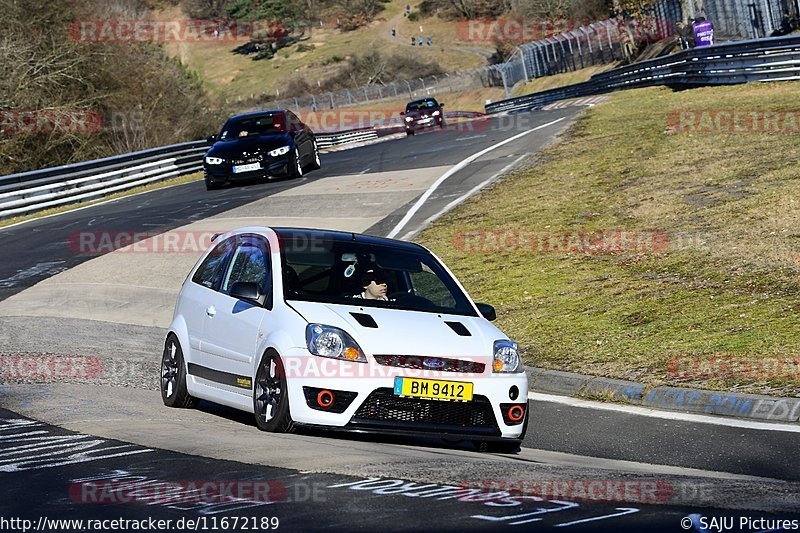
[404,116,413,122]
[268,146,291,157]
[205,156,223,165]
[492,339,521,373]
[306,324,367,362]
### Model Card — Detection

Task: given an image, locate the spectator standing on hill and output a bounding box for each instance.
[426,36,432,46]
[392,27,396,37]
[411,36,416,45]
[418,36,423,45]
[771,13,794,36]
[692,16,715,46]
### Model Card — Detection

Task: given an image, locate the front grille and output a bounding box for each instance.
[373,355,485,374]
[351,388,499,435]
[231,156,263,165]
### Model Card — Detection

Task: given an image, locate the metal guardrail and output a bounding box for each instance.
[0,128,386,220]
[485,34,800,114]
[316,129,378,148]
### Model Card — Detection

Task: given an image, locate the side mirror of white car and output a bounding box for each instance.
[476,303,496,321]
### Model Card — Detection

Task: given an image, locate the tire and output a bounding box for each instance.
[253,349,294,433]
[160,334,197,408]
[288,148,303,179]
[205,176,219,190]
[305,140,321,171]
[439,118,446,129]
[406,130,415,136]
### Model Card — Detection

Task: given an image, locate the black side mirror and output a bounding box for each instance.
[230,281,261,302]
[439,103,445,108]
[206,135,217,145]
[476,303,496,321]
[400,111,405,115]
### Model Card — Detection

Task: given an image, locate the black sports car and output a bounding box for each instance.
[203,110,320,190]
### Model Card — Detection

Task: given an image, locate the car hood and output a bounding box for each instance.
[207,134,291,158]
[288,300,503,361]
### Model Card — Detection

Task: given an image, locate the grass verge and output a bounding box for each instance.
[0,172,203,229]
[417,81,800,396]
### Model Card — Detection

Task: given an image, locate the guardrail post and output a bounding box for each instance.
[312,95,318,111]
[520,49,529,81]
[500,67,511,99]
[330,93,335,109]
[294,98,299,111]
[347,89,353,105]
[445,72,453,92]
[605,22,615,60]
[596,26,605,63]
[419,77,426,92]
[405,80,412,97]
[573,31,584,69]
[363,87,369,102]
[393,84,399,98]
[581,28,593,65]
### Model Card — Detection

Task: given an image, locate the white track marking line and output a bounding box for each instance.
[400,152,529,241]
[386,117,566,239]
[528,391,800,433]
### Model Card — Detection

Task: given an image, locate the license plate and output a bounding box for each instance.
[393,377,473,402]
[232,162,261,173]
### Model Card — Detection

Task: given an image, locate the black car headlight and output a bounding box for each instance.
[305,324,367,362]
[268,146,291,157]
[205,156,223,165]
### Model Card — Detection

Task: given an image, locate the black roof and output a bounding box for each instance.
[226,109,286,122]
[272,227,427,253]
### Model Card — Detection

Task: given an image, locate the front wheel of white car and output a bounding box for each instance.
[254,349,294,433]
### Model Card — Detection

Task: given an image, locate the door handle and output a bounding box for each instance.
[206,306,216,317]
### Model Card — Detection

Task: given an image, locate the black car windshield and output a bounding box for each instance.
[406,99,438,111]
[280,236,477,316]
[220,114,284,140]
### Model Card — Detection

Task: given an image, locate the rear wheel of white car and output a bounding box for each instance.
[161,334,197,408]
[254,349,294,432]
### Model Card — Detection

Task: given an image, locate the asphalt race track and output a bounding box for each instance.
[1,107,800,531]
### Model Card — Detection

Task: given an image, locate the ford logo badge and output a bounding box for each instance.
[423,358,444,369]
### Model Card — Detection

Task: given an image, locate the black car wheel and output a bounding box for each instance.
[205,175,220,190]
[305,139,321,171]
[406,129,415,136]
[161,334,197,408]
[254,349,294,433]
[289,148,303,179]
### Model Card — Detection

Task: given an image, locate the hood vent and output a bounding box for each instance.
[445,321,471,336]
[350,312,378,328]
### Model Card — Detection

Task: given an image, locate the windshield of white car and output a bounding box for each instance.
[280,239,477,316]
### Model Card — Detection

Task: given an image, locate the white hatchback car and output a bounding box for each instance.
[161,227,528,452]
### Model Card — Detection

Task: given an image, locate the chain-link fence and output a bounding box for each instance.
[264,0,793,113]
[268,69,492,112]
[704,0,796,39]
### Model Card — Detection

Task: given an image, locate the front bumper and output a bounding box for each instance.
[204,156,291,185]
[405,116,441,132]
[282,349,528,439]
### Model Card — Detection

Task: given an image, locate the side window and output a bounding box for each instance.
[191,237,234,290]
[221,236,271,297]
